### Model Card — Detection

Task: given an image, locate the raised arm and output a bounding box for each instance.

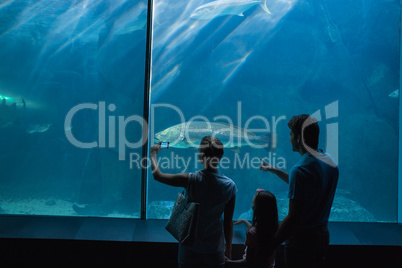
[259,158,289,184]
[150,142,188,188]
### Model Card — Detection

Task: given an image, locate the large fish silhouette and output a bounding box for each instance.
[190,0,271,20]
[155,121,276,151]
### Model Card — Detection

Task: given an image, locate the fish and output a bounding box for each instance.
[154,121,276,150]
[190,0,271,20]
[389,89,399,98]
[114,10,147,35]
[26,123,52,134]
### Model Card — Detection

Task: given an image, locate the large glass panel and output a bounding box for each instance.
[148,0,399,222]
[0,0,147,217]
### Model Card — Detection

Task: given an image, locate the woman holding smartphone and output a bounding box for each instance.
[151,136,237,268]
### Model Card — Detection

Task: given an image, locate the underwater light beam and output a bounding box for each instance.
[223,50,253,84]
[214,17,250,51]
[38,2,94,57]
[52,17,104,56]
[150,64,181,101]
[0,0,55,38]
[0,0,14,10]
[113,3,147,35]
[48,0,127,56]
[51,0,104,36]
[189,15,233,54]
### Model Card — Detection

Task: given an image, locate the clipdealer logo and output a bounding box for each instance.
[64,102,147,160]
[303,100,339,167]
[63,101,339,169]
[63,102,283,161]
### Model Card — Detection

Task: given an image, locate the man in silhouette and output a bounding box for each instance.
[260,114,339,268]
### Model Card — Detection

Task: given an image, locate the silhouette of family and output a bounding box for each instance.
[151,114,339,268]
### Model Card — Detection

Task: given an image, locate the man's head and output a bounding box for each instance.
[288,114,319,151]
[198,136,224,166]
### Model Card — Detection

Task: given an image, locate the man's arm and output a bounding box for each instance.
[259,158,289,184]
[224,195,236,259]
[273,198,305,246]
[150,143,188,188]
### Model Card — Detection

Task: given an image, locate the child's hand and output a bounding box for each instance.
[233,219,246,225]
[233,218,252,229]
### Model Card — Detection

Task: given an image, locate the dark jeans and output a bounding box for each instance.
[284,225,329,268]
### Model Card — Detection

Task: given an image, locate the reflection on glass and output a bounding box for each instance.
[149,0,400,222]
[0,0,147,218]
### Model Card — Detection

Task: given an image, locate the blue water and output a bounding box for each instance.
[0,0,399,222]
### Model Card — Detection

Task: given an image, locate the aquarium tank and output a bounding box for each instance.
[0,0,400,223]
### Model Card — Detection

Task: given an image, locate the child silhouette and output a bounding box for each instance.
[226,189,278,268]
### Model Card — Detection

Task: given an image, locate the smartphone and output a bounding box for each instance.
[161,142,169,149]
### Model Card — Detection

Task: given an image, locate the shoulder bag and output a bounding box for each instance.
[165,190,200,246]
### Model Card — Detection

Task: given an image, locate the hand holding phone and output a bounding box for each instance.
[160,142,169,149]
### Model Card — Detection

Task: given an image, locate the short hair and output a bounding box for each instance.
[288,114,319,150]
[199,136,224,160]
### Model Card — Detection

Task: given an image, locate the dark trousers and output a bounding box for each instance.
[178,245,225,268]
[284,225,329,268]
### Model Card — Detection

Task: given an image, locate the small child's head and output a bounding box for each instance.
[252,189,279,238]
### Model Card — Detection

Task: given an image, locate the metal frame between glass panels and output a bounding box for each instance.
[141,0,153,219]
[398,4,402,224]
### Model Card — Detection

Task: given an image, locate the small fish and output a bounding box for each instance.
[27,123,52,134]
[190,0,271,20]
[114,11,147,35]
[155,121,276,150]
[389,89,399,98]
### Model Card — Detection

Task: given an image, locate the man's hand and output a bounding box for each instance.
[259,158,289,183]
[259,158,275,172]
